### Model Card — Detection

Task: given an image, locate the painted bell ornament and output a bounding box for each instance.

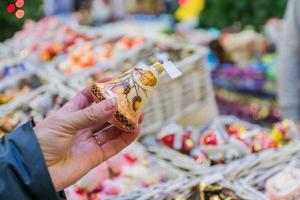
[91,61,181,133]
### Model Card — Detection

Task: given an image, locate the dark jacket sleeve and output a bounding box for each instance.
[0,121,60,200]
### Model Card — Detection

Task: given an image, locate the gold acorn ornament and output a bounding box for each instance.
[91,60,181,133]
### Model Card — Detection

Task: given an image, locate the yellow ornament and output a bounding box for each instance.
[271,120,290,145]
[271,128,283,143]
[175,0,205,22]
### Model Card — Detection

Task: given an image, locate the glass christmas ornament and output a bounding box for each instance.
[91,61,181,133]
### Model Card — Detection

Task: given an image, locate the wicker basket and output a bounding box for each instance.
[0,60,37,88]
[0,83,76,137]
[48,35,154,81]
[112,173,260,200]
[0,70,53,113]
[229,147,300,200]
[223,143,300,181]
[143,116,300,181]
[0,43,15,59]
[142,116,253,176]
[146,144,213,177]
[0,82,76,118]
[225,180,269,200]
[66,142,187,200]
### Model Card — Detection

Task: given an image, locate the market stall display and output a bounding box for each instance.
[69,43,199,88]
[0,84,75,137]
[65,143,184,200]
[210,29,280,125]
[112,175,256,199]
[0,59,30,82]
[57,36,145,76]
[0,72,49,111]
[219,30,268,67]
[215,88,280,124]
[7,17,105,65]
[223,144,300,200]
[1,13,299,200]
[144,116,298,176]
[265,162,300,200]
[211,55,276,97]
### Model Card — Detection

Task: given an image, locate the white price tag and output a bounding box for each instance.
[163,61,182,79]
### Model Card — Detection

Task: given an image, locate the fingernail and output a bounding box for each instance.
[104,98,116,112]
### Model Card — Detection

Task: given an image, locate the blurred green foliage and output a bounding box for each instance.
[199,0,288,30]
[0,0,44,41]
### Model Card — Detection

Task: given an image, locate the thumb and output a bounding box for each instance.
[66,98,117,130]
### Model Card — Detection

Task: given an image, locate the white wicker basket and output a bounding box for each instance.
[229,146,300,200]
[112,173,259,200]
[0,83,76,137]
[143,116,300,181]
[0,60,37,88]
[0,82,76,118]
[66,142,187,200]
[0,70,53,113]
[223,143,300,181]
[47,35,153,82]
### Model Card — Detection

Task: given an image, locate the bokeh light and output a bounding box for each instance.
[15,9,24,19]
[6,3,16,13]
[16,0,24,8]
[178,0,188,6]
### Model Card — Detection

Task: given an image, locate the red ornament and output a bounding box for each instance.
[178,0,188,6]
[227,125,239,136]
[7,3,16,13]
[64,37,75,48]
[123,153,137,164]
[160,134,175,148]
[16,0,24,8]
[75,188,86,196]
[193,155,204,164]
[191,148,209,164]
[200,130,218,145]
[182,131,194,154]
[90,185,103,194]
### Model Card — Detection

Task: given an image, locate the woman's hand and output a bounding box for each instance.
[34,79,143,191]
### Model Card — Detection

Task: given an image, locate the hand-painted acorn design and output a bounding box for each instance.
[139,70,157,86]
[112,82,131,94]
[132,96,142,111]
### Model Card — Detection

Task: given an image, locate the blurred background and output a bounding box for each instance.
[1,0,287,41]
[3,1,300,200]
